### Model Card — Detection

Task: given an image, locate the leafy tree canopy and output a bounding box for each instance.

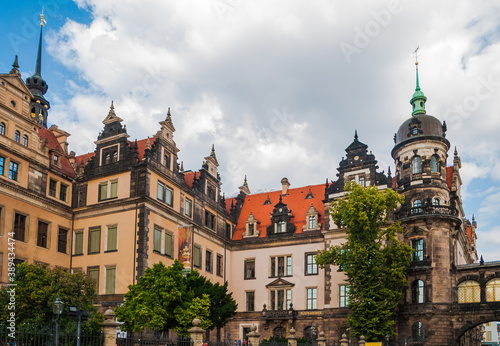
[115,260,237,333]
[316,183,412,341]
[0,262,102,333]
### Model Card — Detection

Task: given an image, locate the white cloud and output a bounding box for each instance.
[42,0,500,260]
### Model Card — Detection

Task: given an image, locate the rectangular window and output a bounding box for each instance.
[340,285,350,307]
[307,288,317,310]
[88,266,99,293]
[185,198,192,217]
[248,223,254,236]
[37,221,48,248]
[276,220,286,233]
[14,213,26,242]
[106,266,116,294]
[157,181,173,206]
[60,184,68,201]
[308,216,316,229]
[270,255,292,277]
[270,289,291,310]
[99,181,118,201]
[0,253,3,280]
[305,253,318,275]
[165,232,173,257]
[412,239,424,261]
[74,230,84,255]
[9,161,18,181]
[107,225,117,251]
[58,228,68,253]
[205,211,215,230]
[246,291,255,312]
[245,259,256,279]
[154,227,162,253]
[206,250,213,273]
[193,245,201,268]
[49,179,57,197]
[89,227,101,254]
[226,223,232,239]
[216,254,223,277]
[0,156,4,175]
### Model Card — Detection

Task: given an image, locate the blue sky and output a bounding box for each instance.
[1,0,500,261]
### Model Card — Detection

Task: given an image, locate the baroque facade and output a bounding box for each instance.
[0,24,489,345]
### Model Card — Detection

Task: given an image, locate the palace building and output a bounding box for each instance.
[0,22,482,345]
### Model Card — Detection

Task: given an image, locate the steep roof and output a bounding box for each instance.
[447,166,453,190]
[39,127,76,178]
[232,183,325,240]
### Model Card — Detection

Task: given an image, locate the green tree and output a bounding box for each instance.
[185,270,237,330]
[115,260,186,333]
[174,294,212,337]
[115,260,237,334]
[316,183,413,341]
[0,262,102,333]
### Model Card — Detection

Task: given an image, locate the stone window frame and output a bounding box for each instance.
[411,279,425,304]
[411,156,423,174]
[303,203,321,231]
[87,266,100,293]
[36,219,51,249]
[57,227,69,254]
[105,224,118,252]
[13,211,29,243]
[99,180,118,201]
[339,284,350,308]
[244,258,256,280]
[270,255,292,278]
[104,265,117,295]
[245,291,255,312]
[73,229,84,256]
[305,253,318,276]
[99,143,120,166]
[244,212,259,237]
[306,287,318,310]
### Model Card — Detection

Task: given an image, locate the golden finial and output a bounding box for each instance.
[413,46,419,66]
[40,8,47,27]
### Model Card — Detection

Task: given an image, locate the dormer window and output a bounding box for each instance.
[303,203,321,231]
[245,212,259,237]
[53,155,59,165]
[163,153,170,169]
[276,221,286,233]
[308,216,316,229]
[104,153,110,165]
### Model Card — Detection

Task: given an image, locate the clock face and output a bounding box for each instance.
[354,155,359,160]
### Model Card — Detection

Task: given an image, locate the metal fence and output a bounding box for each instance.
[116,336,192,346]
[0,326,103,346]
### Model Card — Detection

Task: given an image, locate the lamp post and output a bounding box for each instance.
[52,296,65,346]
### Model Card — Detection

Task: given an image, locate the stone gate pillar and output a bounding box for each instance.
[189,318,205,346]
[287,327,297,346]
[340,333,349,346]
[100,309,120,346]
[317,331,326,346]
[247,324,260,346]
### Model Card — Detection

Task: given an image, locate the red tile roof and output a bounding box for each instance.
[39,128,76,178]
[446,166,453,190]
[225,197,236,215]
[232,184,325,240]
[184,171,196,190]
[134,138,149,160]
[467,226,472,244]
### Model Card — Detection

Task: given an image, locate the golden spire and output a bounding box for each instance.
[40,8,47,27]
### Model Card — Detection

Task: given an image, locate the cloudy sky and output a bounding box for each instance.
[1,0,500,261]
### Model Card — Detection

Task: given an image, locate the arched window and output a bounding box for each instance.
[104,153,111,165]
[433,198,440,206]
[412,322,425,342]
[412,239,424,261]
[412,156,422,174]
[486,278,500,302]
[412,280,425,303]
[430,155,439,172]
[412,200,422,214]
[112,151,118,162]
[14,130,20,143]
[359,177,365,187]
[0,122,5,135]
[273,326,286,338]
[304,326,318,342]
[22,135,28,147]
[412,127,418,135]
[458,280,480,303]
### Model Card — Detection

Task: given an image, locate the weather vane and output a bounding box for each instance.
[40,7,47,27]
[413,46,419,66]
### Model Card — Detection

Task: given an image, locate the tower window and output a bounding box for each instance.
[412,322,425,342]
[104,153,110,165]
[14,130,20,143]
[412,200,422,214]
[412,280,425,303]
[412,239,424,261]
[433,198,440,206]
[412,127,418,135]
[112,151,118,162]
[430,155,439,172]
[163,153,170,168]
[411,156,422,174]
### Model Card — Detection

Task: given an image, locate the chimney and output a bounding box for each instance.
[281,177,290,196]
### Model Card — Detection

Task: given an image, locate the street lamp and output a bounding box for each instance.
[52,296,65,346]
